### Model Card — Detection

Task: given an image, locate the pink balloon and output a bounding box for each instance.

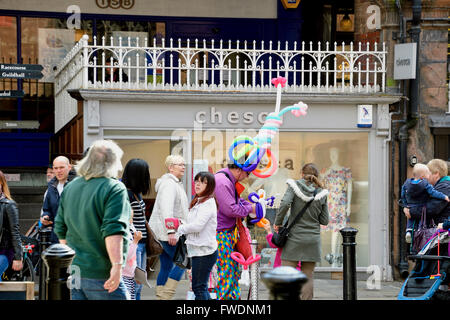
[230,252,246,265]
[230,252,262,270]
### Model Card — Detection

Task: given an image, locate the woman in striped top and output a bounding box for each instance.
[122,158,151,300]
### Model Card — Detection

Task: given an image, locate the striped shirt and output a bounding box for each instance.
[127,190,148,242]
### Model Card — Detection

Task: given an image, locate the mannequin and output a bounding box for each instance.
[320,147,352,267]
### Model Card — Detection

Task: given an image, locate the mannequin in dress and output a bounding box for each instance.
[320,147,352,267]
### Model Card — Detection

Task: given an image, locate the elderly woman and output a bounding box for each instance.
[149,154,189,300]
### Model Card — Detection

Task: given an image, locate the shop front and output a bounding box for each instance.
[71,89,399,279]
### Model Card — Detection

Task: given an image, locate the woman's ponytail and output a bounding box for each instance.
[302,163,323,188]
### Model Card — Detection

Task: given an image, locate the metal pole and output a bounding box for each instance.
[41,244,76,300]
[340,227,358,300]
[249,239,259,300]
[261,266,308,300]
[38,227,52,300]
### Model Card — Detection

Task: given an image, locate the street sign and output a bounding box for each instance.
[0,64,44,79]
[0,70,43,79]
[0,90,24,98]
[0,120,39,129]
[0,63,43,71]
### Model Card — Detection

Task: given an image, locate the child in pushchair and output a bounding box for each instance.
[398,225,449,300]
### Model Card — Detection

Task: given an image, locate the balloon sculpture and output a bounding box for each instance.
[228,76,308,179]
[229,77,309,273]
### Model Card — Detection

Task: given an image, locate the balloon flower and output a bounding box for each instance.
[228,76,308,178]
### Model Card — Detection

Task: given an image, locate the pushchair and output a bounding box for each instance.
[397,229,450,300]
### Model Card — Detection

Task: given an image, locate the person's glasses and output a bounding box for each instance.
[174,163,185,167]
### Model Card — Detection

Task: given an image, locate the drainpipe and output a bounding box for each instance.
[397,0,421,278]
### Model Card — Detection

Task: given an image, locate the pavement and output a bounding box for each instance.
[140,263,404,300]
[140,278,404,300]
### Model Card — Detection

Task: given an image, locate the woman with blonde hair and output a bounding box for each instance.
[274,163,329,300]
[149,154,189,299]
[0,170,23,280]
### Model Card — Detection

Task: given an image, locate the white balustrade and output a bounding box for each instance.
[53,34,387,130]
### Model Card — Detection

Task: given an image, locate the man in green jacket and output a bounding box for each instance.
[54,140,131,300]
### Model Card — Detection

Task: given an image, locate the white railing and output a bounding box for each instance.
[54,34,387,129]
[54,35,85,132]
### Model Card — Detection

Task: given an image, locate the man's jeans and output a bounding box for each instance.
[71,278,130,300]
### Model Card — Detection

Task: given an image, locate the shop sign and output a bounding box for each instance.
[195,107,268,125]
[393,43,416,80]
[357,105,372,128]
[95,0,135,9]
[280,0,301,9]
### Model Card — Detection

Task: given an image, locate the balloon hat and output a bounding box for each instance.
[228,77,308,178]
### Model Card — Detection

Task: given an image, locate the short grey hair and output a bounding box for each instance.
[76,140,124,180]
[165,155,185,169]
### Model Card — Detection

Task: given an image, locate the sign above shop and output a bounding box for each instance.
[357,105,372,128]
[95,0,135,9]
[393,43,417,80]
[195,107,268,125]
[280,0,301,9]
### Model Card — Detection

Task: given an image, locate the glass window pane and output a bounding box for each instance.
[192,129,369,267]
[0,16,17,121]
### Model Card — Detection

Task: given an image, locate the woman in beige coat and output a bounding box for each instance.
[149,155,189,300]
[274,163,329,300]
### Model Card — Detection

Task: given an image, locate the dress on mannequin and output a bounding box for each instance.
[320,147,352,267]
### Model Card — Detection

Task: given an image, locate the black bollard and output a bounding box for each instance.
[340,227,358,300]
[41,244,76,300]
[38,227,52,300]
[261,266,308,300]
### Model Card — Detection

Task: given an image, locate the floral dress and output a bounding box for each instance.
[320,167,352,232]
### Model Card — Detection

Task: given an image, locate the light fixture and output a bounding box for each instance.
[339,13,353,32]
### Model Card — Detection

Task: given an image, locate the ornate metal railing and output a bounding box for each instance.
[54,34,387,130]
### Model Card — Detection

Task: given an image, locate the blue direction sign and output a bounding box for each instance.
[0,90,24,98]
[0,64,44,79]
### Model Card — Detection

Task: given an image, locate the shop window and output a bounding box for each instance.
[16,17,92,131]
[192,130,369,267]
[434,131,450,162]
[94,20,165,84]
[0,16,18,121]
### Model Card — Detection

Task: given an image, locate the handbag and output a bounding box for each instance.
[173,234,191,269]
[271,189,317,248]
[145,221,163,257]
[235,217,253,259]
[412,206,438,253]
[128,191,163,257]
